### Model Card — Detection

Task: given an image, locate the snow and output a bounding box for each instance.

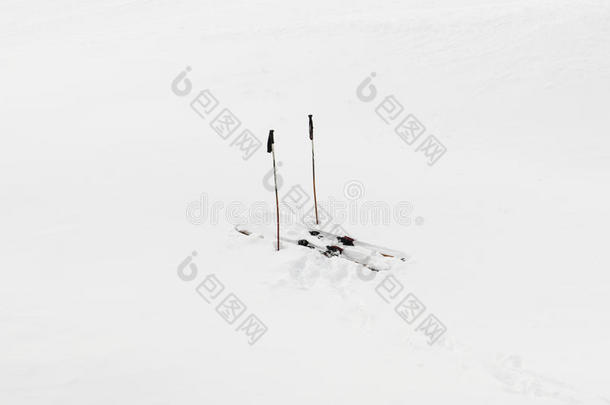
[1,0,610,403]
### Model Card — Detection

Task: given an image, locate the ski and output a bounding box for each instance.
[234,225,388,272]
[305,227,407,261]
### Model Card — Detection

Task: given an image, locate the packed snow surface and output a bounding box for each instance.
[2,0,610,403]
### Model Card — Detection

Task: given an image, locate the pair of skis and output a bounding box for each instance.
[235,225,406,272]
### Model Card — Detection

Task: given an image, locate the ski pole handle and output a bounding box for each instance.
[308,115,313,140]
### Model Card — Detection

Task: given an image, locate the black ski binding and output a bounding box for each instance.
[323,245,343,257]
[298,239,315,249]
[337,236,355,246]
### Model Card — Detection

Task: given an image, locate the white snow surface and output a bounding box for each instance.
[2,0,610,403]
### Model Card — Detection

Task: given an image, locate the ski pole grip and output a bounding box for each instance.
[308,115,313,140]
[267,129,274,153]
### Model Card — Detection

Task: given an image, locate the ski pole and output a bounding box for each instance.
[309,114,319,225]
[267,129,280,251]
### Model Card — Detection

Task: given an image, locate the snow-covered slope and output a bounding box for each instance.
[1,0,609,403]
